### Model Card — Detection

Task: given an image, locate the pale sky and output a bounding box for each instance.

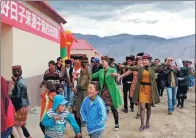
[49,1,195,38]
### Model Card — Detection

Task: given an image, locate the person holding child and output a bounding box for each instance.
[80,82,107,138]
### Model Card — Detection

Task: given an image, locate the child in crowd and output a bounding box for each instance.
[80,82,107,138]
[40,81,57,135]
[56,84,64,95]
[42,95,82,138]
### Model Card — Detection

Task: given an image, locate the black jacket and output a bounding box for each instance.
[11,77,30,111]
[177,70,189,86]
[163,66,179,87]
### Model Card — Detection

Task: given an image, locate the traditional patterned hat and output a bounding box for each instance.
[12,65,22,77]
[12,65,21,70]
[142,54,152,60]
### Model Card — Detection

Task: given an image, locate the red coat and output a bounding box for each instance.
[6,98,15,127]
[1,76,9,132]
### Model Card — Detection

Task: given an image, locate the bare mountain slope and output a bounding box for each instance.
[74,33,195,62]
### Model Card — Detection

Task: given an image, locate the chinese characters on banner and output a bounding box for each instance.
[1,1,60,43]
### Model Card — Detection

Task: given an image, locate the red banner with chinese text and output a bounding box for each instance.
[1,1,60,43]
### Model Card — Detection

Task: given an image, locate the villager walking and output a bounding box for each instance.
[10,65,31,138]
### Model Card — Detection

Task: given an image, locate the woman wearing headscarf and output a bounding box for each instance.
[10,65,30,138]
[92,56,122,131]
[120,54,160,131]
[176,67,189,108]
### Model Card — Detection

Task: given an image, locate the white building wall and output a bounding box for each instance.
[9,1,61,78]
[19,1,60,28]
[1,24,13,80]
[12,27,60,78]
[1,1,63,107]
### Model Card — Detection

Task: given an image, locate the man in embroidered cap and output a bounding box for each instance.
[11,65,31,138]
[12,65,22,77]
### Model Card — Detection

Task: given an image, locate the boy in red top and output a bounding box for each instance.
[40,81,57,135]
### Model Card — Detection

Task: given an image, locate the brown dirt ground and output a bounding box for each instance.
[27,86,195,138]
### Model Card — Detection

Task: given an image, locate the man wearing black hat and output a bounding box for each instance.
[121,55,135,113]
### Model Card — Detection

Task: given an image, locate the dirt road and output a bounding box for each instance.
[27,86,195,138]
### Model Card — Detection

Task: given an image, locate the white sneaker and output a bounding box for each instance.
[114,124,119,131]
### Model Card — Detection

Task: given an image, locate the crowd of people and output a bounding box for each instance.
[1,52,195,138]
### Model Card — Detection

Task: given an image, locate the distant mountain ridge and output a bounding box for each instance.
[73,33,195,63]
